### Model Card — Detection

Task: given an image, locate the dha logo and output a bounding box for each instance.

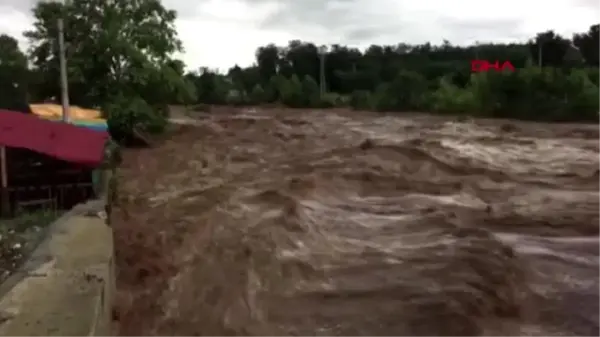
[471,60,516,73]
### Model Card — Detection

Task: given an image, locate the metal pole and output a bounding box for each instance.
[58,18,70,122]
[319,53,325,96]
[318,46,327,97]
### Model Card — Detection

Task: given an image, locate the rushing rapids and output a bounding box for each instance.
[111,108,599,336]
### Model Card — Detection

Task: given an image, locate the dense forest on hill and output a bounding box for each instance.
[0,0,597,142]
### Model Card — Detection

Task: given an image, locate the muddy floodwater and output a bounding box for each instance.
[111,108,599,336]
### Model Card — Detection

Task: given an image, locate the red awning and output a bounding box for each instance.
[0,109,109,167]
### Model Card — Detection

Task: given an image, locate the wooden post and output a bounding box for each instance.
[0,146,10,217]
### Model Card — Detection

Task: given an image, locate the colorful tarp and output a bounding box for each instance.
[30,104,108,132]
[0,109,109,167]
[44,117,108,132]
[30,104,102,120]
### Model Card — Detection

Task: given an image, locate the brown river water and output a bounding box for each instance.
[111,108,599,336]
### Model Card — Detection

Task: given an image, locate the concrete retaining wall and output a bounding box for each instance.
[0,200,114,336]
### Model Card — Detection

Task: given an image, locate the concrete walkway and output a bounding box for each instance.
[0,205,113,336]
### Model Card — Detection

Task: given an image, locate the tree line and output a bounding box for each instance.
[187,27,598,123]
[0,0,597,143]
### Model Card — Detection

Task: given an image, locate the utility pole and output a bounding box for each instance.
[537,42,543,68]
[318,45,327,97]
[57,16,70,122]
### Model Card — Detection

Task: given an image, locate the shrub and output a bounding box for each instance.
[350,90,373,110]
[104,95,167,145]
[430,78,478,114]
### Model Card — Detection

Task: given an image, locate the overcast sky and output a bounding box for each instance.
[0,0,598,72]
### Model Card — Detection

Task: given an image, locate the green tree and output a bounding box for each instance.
[186,68,229,104]
[249,84,266,104]
[279,75,303,108]
[350,90,373,110]
[301,75,320,107]
[255,44,280,85]
[0,34,30,111]
[375,70,428,111]
[528,30,573,68]
[573,24,599,67]
[24,0,191,142]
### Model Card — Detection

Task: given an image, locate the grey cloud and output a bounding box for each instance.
[253,0,418,46]
[240,0,599,47]
[0,0,206,18]
[247,0,528,46]
[435,17,527,44]
[342,23,417,45]
[0,0,38,14]
[162,0,205,18]
[3,0,597,50]
[342,21,526,47]
[574,0,600,21]
[253,0,360,31]
[344,27,383,43]
[574,0,599,8]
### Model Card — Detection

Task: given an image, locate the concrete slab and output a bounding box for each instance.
[0,203,113,336]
